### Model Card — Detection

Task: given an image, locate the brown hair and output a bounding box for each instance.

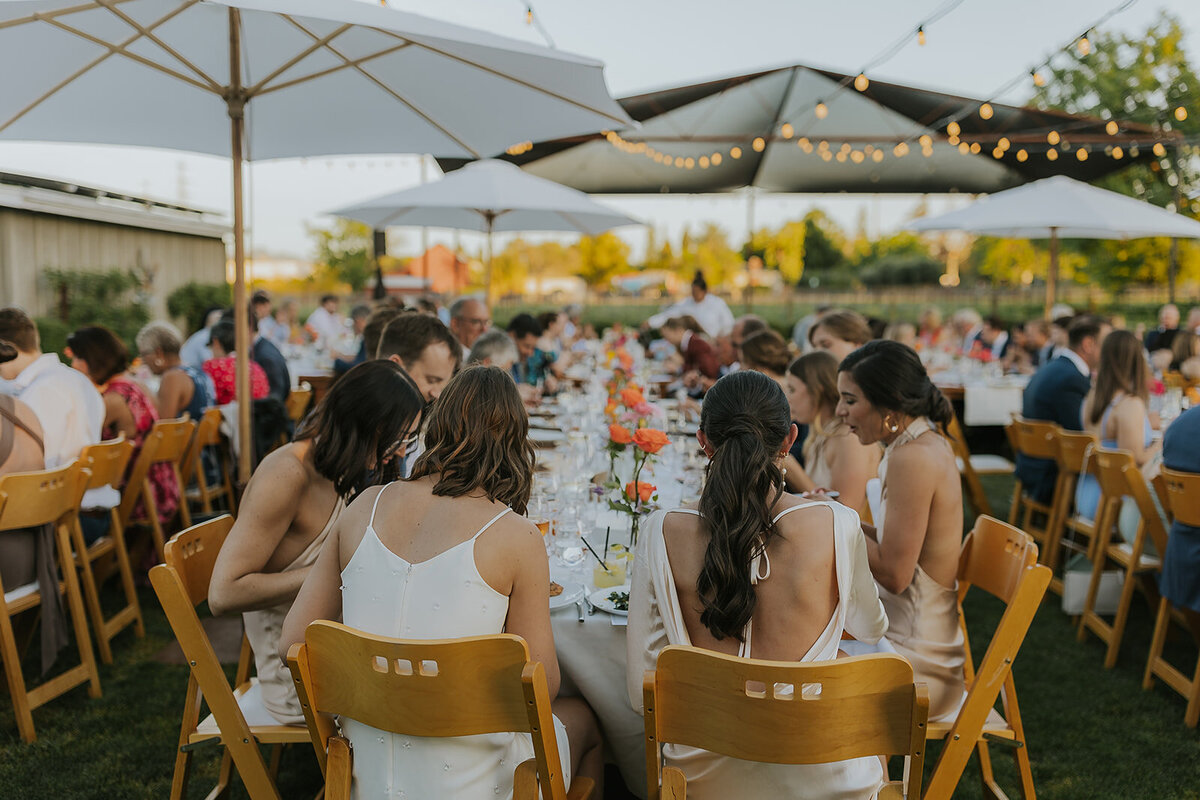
[363,306,407,360]
[1169,330,1198,371]
[409,366,535,514]
[787,351,840,422]
[377,313,462,371]
[739,329,791,376]
[65,326,129,384]
[809,309,871,348]
[1090,330,1149,425]
[0,308,39,353]
[662,315,704,334]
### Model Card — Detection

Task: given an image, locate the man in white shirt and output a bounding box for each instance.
[0,308,116,508]
[646,272,735,338]
[305,294,345,343]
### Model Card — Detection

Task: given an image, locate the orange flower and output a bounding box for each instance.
[632,428,670,454]
[604,399,618,417]
[620,386,646,407]
[624,481,657,503]
[609,424,633,444]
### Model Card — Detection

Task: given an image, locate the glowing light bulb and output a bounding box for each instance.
[752,137,766,152]
[1176,106,1188,121]
[1153,142,1166,157]
[1016,149,1028,162]
[947,121,961,137]
[797,137,811,152]
[917,26,926,46]
[992,148,1004,159]
[780,123,794,139]
[1076,148,1088,161]
[1112,146,1123,160]
[711,152,722,166]
[872,150,884,163]
[919,134,933,148]
[1047,130,1060,145]
[674,157,685,168]
[836,151,848,163]
[979,103,993,120]
[1032,70,1045,87]
[1105,120,1119,135]
[1077,33,1091,56]
[998,137,1010,151]
[851,150,865,164]
[821,150,833,162]
[969,142,981,154]
[947,135,960,146]
[1047,148,1059,161]
[921,147,933,158]
[699,156,710,169]
[525,7,532,24]
[958,142,970,155]
[840,142,851,154]
[855,73,869,92]
[815,101,828,119]
[730,147,742,159]
[893,142,909,157]
[683,157,694,169]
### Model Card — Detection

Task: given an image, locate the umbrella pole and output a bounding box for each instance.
[228,9,252,485]
[1045,228,1059,320]
[484,213,495,307]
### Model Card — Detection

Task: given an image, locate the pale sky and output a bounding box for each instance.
[1,0,1196,265]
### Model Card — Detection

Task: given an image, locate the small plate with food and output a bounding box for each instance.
[549,581,586,609]
[587,587,630,616]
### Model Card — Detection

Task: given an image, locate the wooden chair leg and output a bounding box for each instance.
[0,602,36,742]
[108,511,145,638]
[1008,480,1023,527]
[57,522,102,699]
[1143,598,1171,690]
[169,676,202,800]
[975,739,1001,800]
[1104,561,1141,668]
[72,523,114,665]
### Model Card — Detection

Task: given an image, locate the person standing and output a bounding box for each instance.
[647,271,735,338]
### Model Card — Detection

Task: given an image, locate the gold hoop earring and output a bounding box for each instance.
[885,415,900,434]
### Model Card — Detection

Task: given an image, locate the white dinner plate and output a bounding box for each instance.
[529,428,566,445]
[549,582,586,609]
[588,587,630,616]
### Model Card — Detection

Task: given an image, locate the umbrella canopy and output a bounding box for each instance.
[0,0,630,479]
[443,64,1159,195]
[909,175,1200,314]
[329,158,641,300]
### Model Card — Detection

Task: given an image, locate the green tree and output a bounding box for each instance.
[800,210,848,274]
[42,269,151,353]
[691,223,742,287]
[575,232,629,287]
[309,219,373,290]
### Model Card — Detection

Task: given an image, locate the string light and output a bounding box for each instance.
[872,149,885,163]
[1176,106,1188,121]
[525,6,532,24]
[1031,70,1045,87]
[854,73,869,92]
[836,151,848,162]
[1076,147,1088,161]
[1047,148,1059,161]
[919,134,933,148]
[1112,146,1124,159]
[505,141,534,155]
[969,142,981,154]
[957,142,970,155]
[730,147,742,159]
[979,103,994,120]
[815,100,828,119]
[1153,142,1166,157]
[780,123,794,139]
[893,142,910,157]
[1016,149,1029,162]
[752,137,766,152]
[820,150,833,162]
[684,157,695,169]
[1105,120,1119,135]
[851,150,865,164]
[947,135,960,146]
[997,137,1010,150]
[1047,130,1060,145]
[699,156,710,168]
[1077,30,1091,56]
[917,26,926,46]
[711,152,723,166]
[992,147,1004,159]
[946,121,961,137]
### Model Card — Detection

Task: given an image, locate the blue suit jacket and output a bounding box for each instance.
[1014,355,1090,503]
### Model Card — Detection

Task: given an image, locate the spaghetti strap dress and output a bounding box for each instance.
[339,484,571,800]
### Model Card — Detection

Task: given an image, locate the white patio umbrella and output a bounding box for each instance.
[909,176,1200,316]
[328,159,641,302]
[0,0,630,479]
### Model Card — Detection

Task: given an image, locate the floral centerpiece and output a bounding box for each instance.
[604,380,669,546]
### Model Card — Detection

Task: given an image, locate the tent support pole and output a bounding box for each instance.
[1045,228,1058,320]
[229,8,252,485]
[484,213,495,307]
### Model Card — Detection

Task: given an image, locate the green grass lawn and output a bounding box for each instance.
[0,474,1198,798]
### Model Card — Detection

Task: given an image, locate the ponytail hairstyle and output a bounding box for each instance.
[838,340,953,429]
[696,371,792,641]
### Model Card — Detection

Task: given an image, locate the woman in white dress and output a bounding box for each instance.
[282,365,603,800]
[209,360,424,725]
[627,370,889,799]
[836,340,965,721]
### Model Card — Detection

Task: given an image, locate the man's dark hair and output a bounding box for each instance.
[210,319,236,353]
[1067,314,1108,350]
[363,307,408,360]
[506,313,542,340]
[349,304,371,321]
[983,316,1006,331]
[319,294,338,305]
[0,308,39,353]
[250,290,271,307]
[377,313,462,370]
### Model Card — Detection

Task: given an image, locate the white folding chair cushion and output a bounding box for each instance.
[195,678,294,734]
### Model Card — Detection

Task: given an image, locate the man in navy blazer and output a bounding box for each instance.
[1014,315,1110,503]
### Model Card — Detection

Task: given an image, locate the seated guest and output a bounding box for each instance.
[1168,329,1200,377]
[917,307,947,349]
[236,308,290,403]
[0,309,110,510]
[268,298,303,347]
[729,315,767,368]
[250,290,274,340]
[467,330,519,371]
[1076,330,1159,529]
[361,305,406,361]
[332,304,371,377]
[180,306,224,369]
[283,366,603,796]
[1010,318,1051,374]
[67,326,181,532]
[305,294,344,345]
[975,316,1009,361]
[506,313,559,391]
[784,351,880,518]
[448,297,490,359]
[949,308,983,356]
[375,313,461,403]
[1160,405,1200,641]
[627,370,888,798]
[1014,314,1110,504]
[0,340,46,596]
[660,316,720,392]
[136,321,216,420]
[738,329,790,385]
[203,320,270,406]
[1145,303,1181,354]
[210,361,424,725]
[809,309,872,362]
[537,310,570,361]
[837,340,965,721]
[883,321,917,349]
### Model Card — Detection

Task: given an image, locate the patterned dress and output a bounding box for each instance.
[202,356,270,406]
[104,377,180,523]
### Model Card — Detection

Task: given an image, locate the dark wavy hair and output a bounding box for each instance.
[409,366,535,514]
[66,326,129,384]
[838,340,953,428]
[295,360,424,499]
[696,370,792,641]
[787,350,840,422]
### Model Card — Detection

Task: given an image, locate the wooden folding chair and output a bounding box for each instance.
[0,463,101,742]
[1077,448,1168,668]
[180,408,236,518]
[946,413,1013,519]
[119,418,196,562]
[287,622,592,800]
[149,515,311,800]
[72,437,143,664]
[281,384,312,445]
[1007,418,1062,552]
[924,515,1051,800]
[1044,430,1100,595]
[1144,467,1200,726]
[642,647,928,800]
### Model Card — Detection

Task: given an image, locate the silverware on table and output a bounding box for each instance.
[575,600,585,623]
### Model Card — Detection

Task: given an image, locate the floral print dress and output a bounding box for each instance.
[104,376,180,523]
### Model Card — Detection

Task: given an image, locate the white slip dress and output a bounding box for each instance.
[340,485,571,799]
